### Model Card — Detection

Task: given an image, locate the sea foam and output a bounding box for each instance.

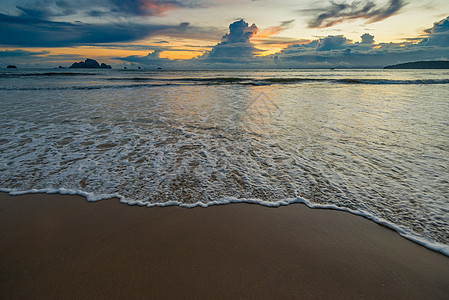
[1,69,448,257]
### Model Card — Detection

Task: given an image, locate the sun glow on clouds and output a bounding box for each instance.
[50,47,149,58]
[159,50,204,60]
[253,41,305,57]
[252,20,298,56]
[0,46,152,66]
[140,0,180,16]
[140,37,214,60]
[255,20,295,39]
[1,0,449,67]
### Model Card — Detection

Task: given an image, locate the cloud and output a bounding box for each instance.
[426,16,449,34]
[114,50,171,66]
[12,0,201,18]
[15,1,79,18]
[316,35,350,51]
[0,49,49,57]
[0,49,83,67]
[420,16,449,47]
[94,0,199,17]
[268,38,394,68]
[221,19,258,43]
[207,19,259,60]
[360,33,375,44]
[0,12,190,47]
[265,16,449,68]
[115,19,262,67]
[255,20,295,39]
[304,0,406,28]
[3,13,449,69]
[73,14,449,69]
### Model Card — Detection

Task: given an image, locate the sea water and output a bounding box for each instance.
[0,68,448,255]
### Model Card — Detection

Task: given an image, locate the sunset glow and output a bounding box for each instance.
[0,0,448,68]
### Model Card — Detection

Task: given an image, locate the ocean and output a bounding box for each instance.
[1,68,448,255]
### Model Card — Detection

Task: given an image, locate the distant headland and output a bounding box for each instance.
[384,61,449,69]
[69,58,112,69]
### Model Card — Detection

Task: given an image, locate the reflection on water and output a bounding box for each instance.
[243,89,283,136]
[0,70,448,252]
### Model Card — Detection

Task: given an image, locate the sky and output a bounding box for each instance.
[0,0,448,68]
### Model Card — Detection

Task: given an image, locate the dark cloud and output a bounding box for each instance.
[207,19,259,60]
[95,44,169,51]
[114,50,171,67]
[0,49,82,67]
[425,16,449,34]
[0,12,190,47]
[269,40,400,68]
[272,35,352,56]
[0,49,49,57]
[316,35,350,51]
[360,33,375,44]
[267,17,449,69]
[280,19,295,27]
[15,1,79,18]
[15,6,63,19]
[12,0,201,18]
[2,12,448,69]
[221,19,258,43]
[304,0,406,28]
[95,0,199,17]
[420,16,449,47]
[254,37,310,46]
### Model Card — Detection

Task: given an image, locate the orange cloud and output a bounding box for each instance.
[141,0,179,16]
[256,26,285,39]
[253,40,311,57]
[254,20,295,40]
[159,50,204,60]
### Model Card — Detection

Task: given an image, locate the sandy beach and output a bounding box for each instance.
[1,192,448,299]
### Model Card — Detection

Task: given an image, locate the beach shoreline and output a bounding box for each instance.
[1,192,448,299]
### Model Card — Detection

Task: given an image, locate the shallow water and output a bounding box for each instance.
[1,68,448,254]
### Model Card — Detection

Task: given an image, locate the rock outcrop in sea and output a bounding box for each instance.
[69,58,112,69]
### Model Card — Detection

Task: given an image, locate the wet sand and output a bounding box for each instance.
[1,192,448,299]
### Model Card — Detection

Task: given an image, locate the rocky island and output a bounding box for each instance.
[384,61,449,69]
[69,58,111,69]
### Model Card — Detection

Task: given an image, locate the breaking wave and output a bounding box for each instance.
[1,77,448,91]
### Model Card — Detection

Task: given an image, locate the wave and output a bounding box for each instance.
[2,187,449,257]
[184,77,449,85]
[0,72,97,77]
[1,77,448,91]
[108,77,449,85]
[334,78,449,84]
[0,83,181,91]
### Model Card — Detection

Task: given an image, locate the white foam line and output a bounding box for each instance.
[0,187,121,202]
[1,187,448,257]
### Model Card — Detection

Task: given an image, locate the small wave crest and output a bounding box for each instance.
[0,83,181,91]
[108,77,449,85]
[2,77,448,91]
[186,77,449,85]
